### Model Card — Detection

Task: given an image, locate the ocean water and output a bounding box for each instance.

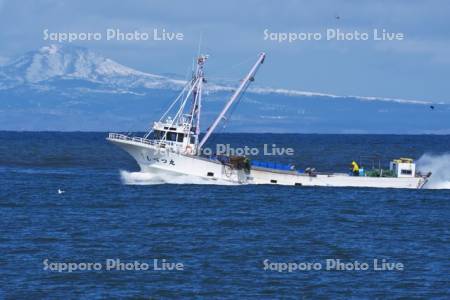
[0,132,449,298]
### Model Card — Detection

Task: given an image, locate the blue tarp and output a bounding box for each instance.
[251,160,296,171]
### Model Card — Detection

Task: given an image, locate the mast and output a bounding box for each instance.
[190,55,207,147]
[195,79,203,138]
[145,54,207,146]
[198,52,266,151]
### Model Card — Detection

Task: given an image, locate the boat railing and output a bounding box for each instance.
[108,133,156,145]
[107,133,183,152]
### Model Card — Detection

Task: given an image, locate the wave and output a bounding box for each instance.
[0,166,77,175]
[417,153,450,189]
[119,170,237,186]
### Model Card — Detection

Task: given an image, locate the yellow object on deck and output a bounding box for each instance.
[352,161,360,172]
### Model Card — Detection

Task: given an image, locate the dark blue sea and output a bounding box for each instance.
[1,132,449,299]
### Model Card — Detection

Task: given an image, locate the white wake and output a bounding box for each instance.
[119,170,237,186]
[417,153,450,189]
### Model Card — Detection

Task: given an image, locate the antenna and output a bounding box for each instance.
[191,33,203,76]
[197,32,203,58]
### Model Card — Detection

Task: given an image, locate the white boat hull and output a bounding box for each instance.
[108,137,248,184]
[108,137,428,189]
[250,168,425,189]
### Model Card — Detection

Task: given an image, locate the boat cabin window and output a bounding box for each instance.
[153,130,163,140]
[152,130,189,143]
[152,130,179,142]
[401,169,412,175]
[166,132,177,142]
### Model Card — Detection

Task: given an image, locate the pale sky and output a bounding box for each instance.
[0,0,449,102]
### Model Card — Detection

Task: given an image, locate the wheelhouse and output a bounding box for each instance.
[149,118,197,153]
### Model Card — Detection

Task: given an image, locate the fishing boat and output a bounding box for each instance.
[107,53,431,189]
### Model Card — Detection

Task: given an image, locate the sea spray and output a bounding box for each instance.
[119,170,237,186]
[417,153,450,189]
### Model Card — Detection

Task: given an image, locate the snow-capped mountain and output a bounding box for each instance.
[0,44,437,103]
[0,45,448,133]
[0,44,185,91]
